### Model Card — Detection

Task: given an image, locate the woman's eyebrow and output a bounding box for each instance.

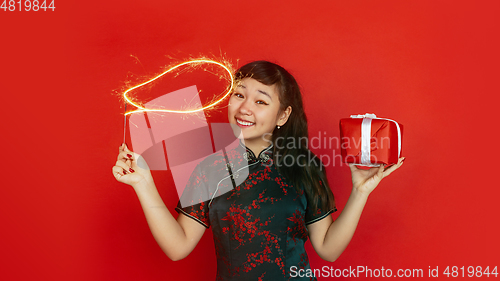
[257,90,272,100]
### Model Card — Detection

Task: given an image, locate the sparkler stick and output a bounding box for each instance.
[123,102,127,144]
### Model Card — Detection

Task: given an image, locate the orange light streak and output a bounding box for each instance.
[123,59,234,115]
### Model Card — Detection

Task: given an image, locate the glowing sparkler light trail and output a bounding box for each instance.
[123,59,234,116]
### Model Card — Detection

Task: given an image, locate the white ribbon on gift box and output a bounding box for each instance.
[350,113,402,167]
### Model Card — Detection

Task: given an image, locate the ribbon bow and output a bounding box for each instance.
[350,113,377,119]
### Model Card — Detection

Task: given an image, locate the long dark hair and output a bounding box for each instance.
[234,61,335,213]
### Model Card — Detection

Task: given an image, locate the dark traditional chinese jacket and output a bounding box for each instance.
[176,143,336,281]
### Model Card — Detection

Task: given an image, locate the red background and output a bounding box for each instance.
[1,0,499,280]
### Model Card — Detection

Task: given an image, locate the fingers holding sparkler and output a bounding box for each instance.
[113,143,152,187]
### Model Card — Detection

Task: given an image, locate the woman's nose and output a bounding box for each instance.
[238,100,252,115]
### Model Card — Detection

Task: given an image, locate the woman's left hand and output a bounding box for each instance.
[349,157,405,197]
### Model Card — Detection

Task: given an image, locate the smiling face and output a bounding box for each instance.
[228,78,291,154]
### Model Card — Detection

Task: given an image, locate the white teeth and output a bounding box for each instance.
[237,119,254,126]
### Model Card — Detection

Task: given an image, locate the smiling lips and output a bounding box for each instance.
[236,118,255,127]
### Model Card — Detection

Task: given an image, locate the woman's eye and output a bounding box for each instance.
[256,100,268,105]
[233,93,244,98]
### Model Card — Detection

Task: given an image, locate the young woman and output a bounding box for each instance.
[112,61,404,280]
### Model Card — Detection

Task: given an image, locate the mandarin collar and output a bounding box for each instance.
[239,142,273,164]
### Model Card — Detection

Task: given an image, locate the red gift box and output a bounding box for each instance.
[340,113,403,166]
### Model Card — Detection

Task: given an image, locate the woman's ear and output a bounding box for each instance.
[277,106,292,126]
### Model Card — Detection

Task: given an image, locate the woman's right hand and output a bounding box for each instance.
[112,143,153,188]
